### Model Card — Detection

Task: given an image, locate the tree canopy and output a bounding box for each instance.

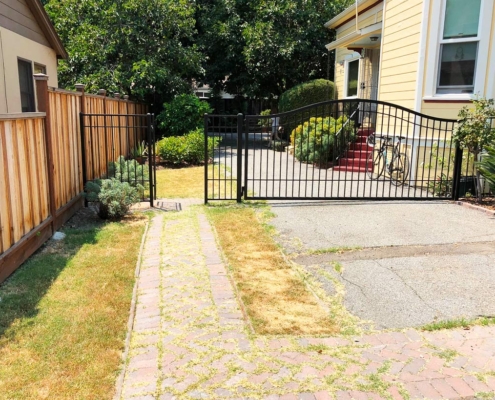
[44,0,352,105]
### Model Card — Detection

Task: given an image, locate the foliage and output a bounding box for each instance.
[157,128,219,165]
[44,0,203,108]
[157,94,213,136]
[453,97,495,201]
[85,178,143,219]
[278,79,335,113]
[130,141,147,158]
[478,146,495,191]
[196,0,352,100]
[291,116,354,165]
[259,109,272,128]
[108,156,149,188]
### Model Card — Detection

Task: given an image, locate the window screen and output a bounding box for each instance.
[443,0,481,39]
[18,60,35,112]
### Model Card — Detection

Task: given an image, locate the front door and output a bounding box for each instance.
[359,48,380,127]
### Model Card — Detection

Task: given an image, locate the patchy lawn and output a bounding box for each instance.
[0,212,147,400]
[206,205,340,335]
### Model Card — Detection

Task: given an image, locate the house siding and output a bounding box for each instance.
[378,0,423,110]
[0,0,50,47]
[0,27,58,113]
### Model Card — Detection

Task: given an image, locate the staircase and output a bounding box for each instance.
[333,128,375,173]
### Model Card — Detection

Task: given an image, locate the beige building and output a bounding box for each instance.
[0,0,66,113]
[326,0,495,120]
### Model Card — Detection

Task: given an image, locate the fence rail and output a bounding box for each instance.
[0,77,147,284]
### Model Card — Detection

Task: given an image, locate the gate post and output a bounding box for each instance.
[204,113,209,204]
[236,113,243,203]
[452,145,463,200]
[146,113,154,208]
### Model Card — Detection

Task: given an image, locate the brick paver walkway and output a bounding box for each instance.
[119,207,495,400]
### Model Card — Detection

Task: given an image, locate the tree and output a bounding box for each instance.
[453,97,495,202]
[44,0,204,109]
[196,0,352,100]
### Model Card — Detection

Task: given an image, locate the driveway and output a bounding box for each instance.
[269,201,495,329]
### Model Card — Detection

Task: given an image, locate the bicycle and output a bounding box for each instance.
[365,134,410,185]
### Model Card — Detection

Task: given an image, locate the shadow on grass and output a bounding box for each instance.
[0,222,103,340]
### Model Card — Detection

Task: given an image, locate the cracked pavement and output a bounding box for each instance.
[270,201,495,329]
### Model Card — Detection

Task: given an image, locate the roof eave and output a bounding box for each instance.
[25,0,68,59]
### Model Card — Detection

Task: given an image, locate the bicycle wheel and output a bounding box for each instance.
[366,148,384,180]
[389,152,410,186]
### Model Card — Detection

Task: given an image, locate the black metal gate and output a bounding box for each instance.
[205,99,472,203]
[80,113,157,206]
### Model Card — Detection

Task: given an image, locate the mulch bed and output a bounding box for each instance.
[460,196,495,211]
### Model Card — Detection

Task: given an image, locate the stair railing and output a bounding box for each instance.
[334,103,361,163]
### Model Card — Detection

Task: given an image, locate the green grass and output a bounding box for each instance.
[155,164,235,199]
[306,246,362,255]
[422,316,495,331]
[0,215,147,399]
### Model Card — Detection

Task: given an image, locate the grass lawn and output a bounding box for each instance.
[155,164,235,199]
[0,214,147,399]
[206,205,339,335]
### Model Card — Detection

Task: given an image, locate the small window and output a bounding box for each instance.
[34,63,46,75]
[18,59,35,112]
[436,0,482,94]
[346,59,359,97]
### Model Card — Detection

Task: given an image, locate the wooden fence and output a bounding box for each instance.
[0,75,147,283]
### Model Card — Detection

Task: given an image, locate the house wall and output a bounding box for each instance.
[378,0,423,110]
[420,0,495,119]
[0,27,58,113]
[334,3,383,98]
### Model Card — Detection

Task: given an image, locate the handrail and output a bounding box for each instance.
[334,103,360,162]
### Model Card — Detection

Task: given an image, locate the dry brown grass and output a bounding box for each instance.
[0,213,147,400]
[206,206,338,335]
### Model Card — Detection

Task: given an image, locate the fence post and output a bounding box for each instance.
[76,84,87,204]
[204,113,209,204]
[237,113,243,203]
[146,113,154,208]
[34,74,57,232]
[452,145,463,200]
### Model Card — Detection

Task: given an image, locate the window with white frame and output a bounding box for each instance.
[345,58,359,97]
[437,0,482,94]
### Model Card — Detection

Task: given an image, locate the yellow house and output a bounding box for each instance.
[0,0,67,113]
[325,0,495,120]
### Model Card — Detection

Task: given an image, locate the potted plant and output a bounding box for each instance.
[130,141,147,164]
[453,97,495,202]
[259,109,271,133]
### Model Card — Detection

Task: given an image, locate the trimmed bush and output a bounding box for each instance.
[291,116,354,165]
[157,128,219,165]
[279,79,335,113]
[85,178,143,219]
[157,94,213,137]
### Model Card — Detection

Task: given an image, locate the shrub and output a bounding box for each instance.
[108,156,149,188]
[478,146,495,191]
[85,178,143,219]
[157,128,219,165]
[259,109,272,128]
[291,116,354,165]
[279,79,335,113]
[157,94,213,137]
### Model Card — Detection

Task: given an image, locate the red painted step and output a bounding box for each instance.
[335,128,375,172]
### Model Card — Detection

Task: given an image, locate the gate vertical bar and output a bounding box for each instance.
[236,113,243,203]
[147,113,154,207]
[204,114,209,204]
[451,144,463,200]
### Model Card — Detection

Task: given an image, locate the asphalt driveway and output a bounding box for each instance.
[269,201,495,329]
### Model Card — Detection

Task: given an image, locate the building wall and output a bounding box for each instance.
[334,4,383,99]
[0,27,58,113]
[378,0,423,110]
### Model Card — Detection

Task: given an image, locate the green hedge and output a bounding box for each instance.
[279,79,335,113]
[157,129,219,165]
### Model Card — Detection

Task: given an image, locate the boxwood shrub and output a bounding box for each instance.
[279,79,335,113]
[157,129,219,165]
[291,116,354,165]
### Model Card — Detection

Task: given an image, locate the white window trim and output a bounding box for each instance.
[423,0,494,101]
[343,55,361,99]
